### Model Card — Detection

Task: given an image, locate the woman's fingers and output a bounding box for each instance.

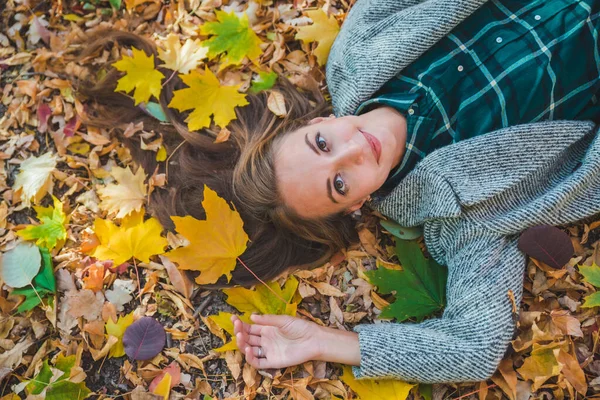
[245,346,270,370]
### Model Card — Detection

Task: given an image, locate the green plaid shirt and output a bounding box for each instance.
[356,0,600,191]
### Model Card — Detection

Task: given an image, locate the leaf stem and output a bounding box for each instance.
[236,257,288,305]
[161,70,178,88]
[133,258,142,297]
[29,282,46,309]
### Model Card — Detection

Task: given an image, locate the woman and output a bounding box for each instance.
[73,0,600,383]
[231,0,600,383]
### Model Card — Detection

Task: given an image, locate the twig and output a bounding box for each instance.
[237,257,288,305]
[448,384,497,400]
[193,292,215,318]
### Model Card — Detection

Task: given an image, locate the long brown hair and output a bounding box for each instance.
[67,29,358,287]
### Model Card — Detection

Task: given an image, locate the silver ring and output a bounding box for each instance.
[257,347,263,357]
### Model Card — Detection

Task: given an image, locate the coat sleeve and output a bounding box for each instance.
[353,220,524,383]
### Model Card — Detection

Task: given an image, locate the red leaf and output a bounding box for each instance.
[149,362,181,391]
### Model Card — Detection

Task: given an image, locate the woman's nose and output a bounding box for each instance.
[338,139,364,165]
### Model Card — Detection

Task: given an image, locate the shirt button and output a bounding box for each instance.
[496,37,503,43]
[535,14,541,20]
[457,65,464,72]
[408,108,415,115]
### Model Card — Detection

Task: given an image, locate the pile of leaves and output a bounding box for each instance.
[1,0,599,399]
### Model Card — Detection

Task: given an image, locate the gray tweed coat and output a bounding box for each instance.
[326,0,600,383]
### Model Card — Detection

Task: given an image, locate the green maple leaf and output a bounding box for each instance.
[579,264,600,308]
[17,195,67,250]
[365,240,447,322]
[200,10,263,68]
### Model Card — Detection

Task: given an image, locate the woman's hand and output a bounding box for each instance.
[231,314,361,370]
[231,314,321,369]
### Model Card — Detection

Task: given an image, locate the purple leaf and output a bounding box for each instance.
[123,317,166,360]
[37,103,52,133]
[518,225,574,269]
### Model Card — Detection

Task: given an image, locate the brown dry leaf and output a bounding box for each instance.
[159,255,194,299]
[267,90,287,117]
[491,358,517,400]
[310,282,345,297]
[550,310,583,337]
[555,349,588,395]
[64,289,105,321]
[0,337,33,369]
[224,350,242,380]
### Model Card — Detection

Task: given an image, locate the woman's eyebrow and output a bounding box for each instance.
[326,178,338,204]
[305,133,320,155]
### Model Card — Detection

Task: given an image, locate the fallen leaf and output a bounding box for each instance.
[149,362,181,392]
[168,185,249,284]
[340,366,415,400]
[200,10,263,68]
[158,34,208,74]
[295,9,340,66]
[123,317,166,360]
[168,67,249,131]
[105,279,136,312]
[65,289,105,321]
[112,48,165,105]
[0,242,41,288]
[97,166,148,218]
[16,195,67,250]
[106,312,135,358]
[365,240,446,322]
[518,225,573,269]
[267,90,286,117]
[13,152,57,206]
[90,210,168,266]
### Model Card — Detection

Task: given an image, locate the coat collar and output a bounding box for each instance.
[371,167,462,226]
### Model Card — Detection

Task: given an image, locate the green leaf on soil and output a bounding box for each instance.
[365,240,447,322]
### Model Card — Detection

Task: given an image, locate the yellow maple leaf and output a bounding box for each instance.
[90,209,168,265]
[158,33,208,74]
[97,166,147,219]
[112,48,165,105]
[341,366,416,400]
[167,185,249,285]
[105,312,135,358]
[208,277,298,352]
[167,66,249,131]
[295,9,340,66]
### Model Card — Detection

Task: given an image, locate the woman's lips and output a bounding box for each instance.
[360,129,381,164]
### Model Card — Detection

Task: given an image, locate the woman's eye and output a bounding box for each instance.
[315,132,329,152]
[334,174,346,195]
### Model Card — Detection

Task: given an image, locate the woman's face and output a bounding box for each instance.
[274,106,407,218]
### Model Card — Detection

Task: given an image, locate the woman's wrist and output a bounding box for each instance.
[313,325,361,366]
